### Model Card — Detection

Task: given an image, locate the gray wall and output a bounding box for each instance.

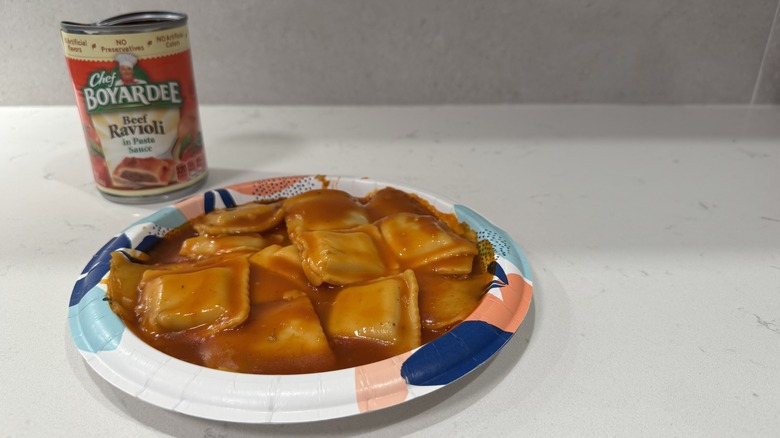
[4,0,780,105]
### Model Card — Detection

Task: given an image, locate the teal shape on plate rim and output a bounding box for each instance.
[69,285,124,352]
[454,204,532,282]
[127,206,188,230]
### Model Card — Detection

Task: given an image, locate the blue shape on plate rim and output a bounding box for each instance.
[401,320,513,386]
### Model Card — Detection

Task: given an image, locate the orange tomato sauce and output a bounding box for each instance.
[108,188,493,374]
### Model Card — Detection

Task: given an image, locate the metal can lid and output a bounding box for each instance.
[61,11,187,34]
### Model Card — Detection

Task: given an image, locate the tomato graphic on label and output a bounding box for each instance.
[181,134,202,160]
[89,153,110,187]
[83,123,110,186]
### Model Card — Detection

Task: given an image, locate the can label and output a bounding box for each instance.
[62,23,207,199]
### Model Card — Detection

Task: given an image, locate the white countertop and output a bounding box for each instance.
[1,105,779,437]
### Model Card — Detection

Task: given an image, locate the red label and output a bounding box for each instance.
[62,25,207,198]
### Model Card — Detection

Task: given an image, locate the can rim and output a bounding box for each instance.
[61,11,187,34]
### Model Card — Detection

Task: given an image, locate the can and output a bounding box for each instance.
[61,11,208,204]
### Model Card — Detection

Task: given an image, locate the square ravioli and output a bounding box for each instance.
[192,200,285,235]
[327,270,421,354]
[136,255,250,335]
[363,187,434,222]
[283,189,369,237]
[107,251,153,320]
[295,224,398,286]
[200,292,336,374]
[248,244,310,303]
[179,234,278,259]
[416,272,492,330]
[377,213,478,275]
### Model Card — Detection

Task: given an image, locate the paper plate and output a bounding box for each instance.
[68,175,533,423]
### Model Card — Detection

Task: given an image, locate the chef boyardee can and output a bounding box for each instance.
[61,12,208,204]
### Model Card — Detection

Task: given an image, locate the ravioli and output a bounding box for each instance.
[180,234,276,259]
[327,270,421,354]
[363,186,434,221]
[192,200,285,235]
[416,272,492,330]
[106,251,152,320]
[284,189,369,237]
[377,213,478,275]
[248,244,310,303]
[201,292,336,374]
[295,224,398,286]
[136,255,250,335]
